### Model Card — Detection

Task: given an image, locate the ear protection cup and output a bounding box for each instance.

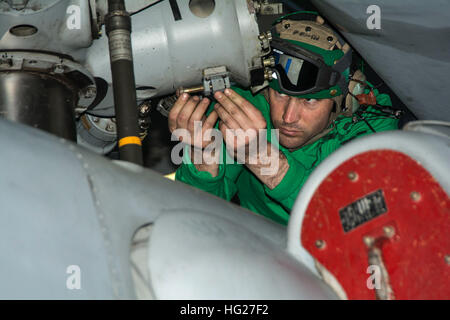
[345,69,366,113]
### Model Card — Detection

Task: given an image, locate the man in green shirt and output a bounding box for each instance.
[169,13,399,226]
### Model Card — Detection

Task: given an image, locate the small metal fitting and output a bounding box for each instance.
[139,102,151,117]
[105,123,115,132]
[263,68,273,81]
[363,236,375,247]
[263,56,275,68]
[177,85,205,96]
[315,239,326,249]
[383,225,395,238]
[348,171,358,181]
[410,191,421,202]
[53,64,65,74]
[83,86,97,99]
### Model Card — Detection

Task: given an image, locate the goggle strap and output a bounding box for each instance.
[333,47,353,73]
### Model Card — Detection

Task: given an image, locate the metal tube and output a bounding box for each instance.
[105,0,143,165]
[0,72,77,141]
[176,85,205,96]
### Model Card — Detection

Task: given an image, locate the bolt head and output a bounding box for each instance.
[83,87,97,99]
[348,171,358,181]
[363,236,374,247]
[383,225,395,238]
[315,239,326,249]
[53,64,65,74]
[410,191,421,202]
[140,104,151,115]
[105,124,115,132]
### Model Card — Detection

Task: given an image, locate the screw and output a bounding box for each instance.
[410,191,421,202]
[363,236,374,247]
[139,103,151,116]
[105,124,115,132]
[263,68,273,81]
[263,56,275,68]
[84,87,97,99]
[315,239,326,249]
[383,225,395,238]
[53,64,65,74]
[348,171,358,181]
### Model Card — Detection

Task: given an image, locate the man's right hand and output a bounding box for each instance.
[168,93,219,149]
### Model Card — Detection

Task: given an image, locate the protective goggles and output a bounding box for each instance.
[270,37,350,96]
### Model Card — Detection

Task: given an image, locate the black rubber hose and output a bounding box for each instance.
[105,0,143,165]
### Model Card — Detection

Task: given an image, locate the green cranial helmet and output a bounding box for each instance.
[268,11,353,107]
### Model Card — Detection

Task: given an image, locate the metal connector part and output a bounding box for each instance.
[203,66,231,96]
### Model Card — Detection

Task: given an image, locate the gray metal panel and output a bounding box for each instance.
[0,116,335,299]
[148,210,337,299]
[311,0,450,121]
[0,121,113,299]
[85,0,262,115]
[0,0,92,62]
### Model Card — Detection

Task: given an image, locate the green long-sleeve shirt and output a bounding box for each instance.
[176,87,399,225]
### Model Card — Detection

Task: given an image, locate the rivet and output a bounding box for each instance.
[105,124,115,132]
[363,236,374,247]
[315,239,326,249]
[410,191,421,202]
[284,23,290,29]
[383,225,395,238]
[327,36,334,42]
[348,171,358,181]
[330,89,338,96]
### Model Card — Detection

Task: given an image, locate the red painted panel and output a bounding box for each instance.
[301,150,450,299]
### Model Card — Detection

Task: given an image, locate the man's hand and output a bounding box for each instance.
[213,89,266,157]
[168,94,218,149]
[168,93,220,177]
[213,89,289,189]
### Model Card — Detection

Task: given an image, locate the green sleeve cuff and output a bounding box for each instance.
[175,144,225,186]
[264,151,308,203]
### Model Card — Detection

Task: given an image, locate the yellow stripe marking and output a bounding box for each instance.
[119,136,142,148]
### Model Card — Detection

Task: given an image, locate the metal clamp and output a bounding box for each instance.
[202,66,231,97]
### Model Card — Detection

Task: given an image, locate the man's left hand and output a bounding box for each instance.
[213,89,289,190]
[213,88,266,158]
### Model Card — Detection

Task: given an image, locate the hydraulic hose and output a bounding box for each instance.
[105,0,143,165]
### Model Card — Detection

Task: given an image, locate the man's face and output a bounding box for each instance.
[268,88,334,150]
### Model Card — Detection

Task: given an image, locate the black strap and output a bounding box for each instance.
[169,0,182,21]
